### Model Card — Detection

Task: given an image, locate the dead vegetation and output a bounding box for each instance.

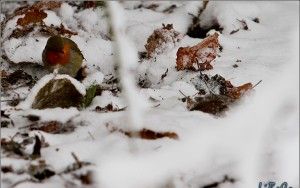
[145,24,183,58]
[106,123,179,140]
[176,33,219,71]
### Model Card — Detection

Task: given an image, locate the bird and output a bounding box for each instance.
[42,36,84,77]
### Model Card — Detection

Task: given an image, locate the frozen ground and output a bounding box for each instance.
[1,1,299,188]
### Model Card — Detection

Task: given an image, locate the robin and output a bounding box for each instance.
[42,36,84,77]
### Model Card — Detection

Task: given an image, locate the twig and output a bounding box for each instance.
[178,90,188,98]
[10,178,36,188]
[152,103,160,108]
[88,131,95,140]
[196,59,215,95]
[252,80,262,89]
[160,68,168,81]
[71,152,82,168]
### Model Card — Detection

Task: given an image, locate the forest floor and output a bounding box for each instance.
[1,1,299,188]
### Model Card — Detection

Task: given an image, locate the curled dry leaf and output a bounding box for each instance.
[139,129,179,140]
[145,24,183,58]
[28,121,76,134]
[106,124,178,140]
[225,82,253,99]
[176,33,219,71]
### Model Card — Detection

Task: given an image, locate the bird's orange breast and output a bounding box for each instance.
[46,44,70,65]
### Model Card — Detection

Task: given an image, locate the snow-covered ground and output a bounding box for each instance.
[1,1,299,188]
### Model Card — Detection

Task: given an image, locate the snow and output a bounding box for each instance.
[1,1,299,188]
[199,2,260,34]
[76,8,98,32]
[2,15,23,39]
[17,108,80,124]
[58,3,74,21]
[82,71,104,88]
[88,91,126,110]
[3,37,48,64]
[43,10,61,27]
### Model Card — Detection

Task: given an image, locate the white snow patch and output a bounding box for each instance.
[21,108,79,123]
[82,71,104,87]
[3,37,48,64]
[43,10,62,27]
[88,91,126,110]
[76,8,98,32]
[59,3,74,21]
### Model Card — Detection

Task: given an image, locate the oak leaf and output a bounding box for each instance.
[176,33,219,71]
[145,24,183,58]
[17,8,47,27]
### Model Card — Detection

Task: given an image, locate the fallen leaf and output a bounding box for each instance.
[28,121,75,134]
[28,162,55,181]
[176,33,219,71]
[5,1,61,22]
[1,138,25,157]
[145,24,183,58]
[95,104,125,112]
[139,129,179,140]
[17,8,47,27]
[1,70,35,91]
[106,124,178,140]
[39,23,78,37]
[187,94,233,115]
[1,166,13,173]
[188,74,253,114]
[225,82,253,99]
[73,171,93,185]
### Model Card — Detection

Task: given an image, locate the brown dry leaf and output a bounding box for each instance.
[176,33,219,71]
[28,121,75,134]
[7,1,74,39]
[95,104,126,112]
[17,1,60,16]
[73,171,93,185]
[11,23,77,39]
[31,1,62,10]
[17,8,47,27]
[139,129,179,140]
[187,95,233,115]
[106,124,178,140]
[225,82,253,99]
[36,121,62,133]
[1,69,35,91]
[188,74,253,115]
[145,24,183,58]
[1,138,25,157]
[5,1,61,22]
[39,23,78,37]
